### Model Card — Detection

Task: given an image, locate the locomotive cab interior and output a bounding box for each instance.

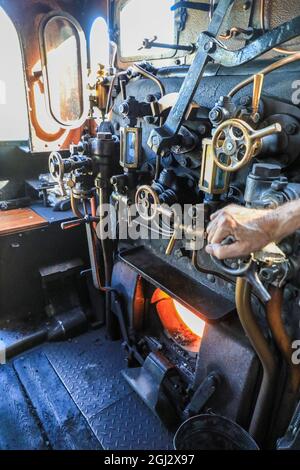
[1,0,300,453]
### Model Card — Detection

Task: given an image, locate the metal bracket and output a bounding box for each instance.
[122,352,181,429]
[183,371,221,419]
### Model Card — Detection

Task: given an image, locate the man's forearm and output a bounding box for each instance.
[267,200,300,243]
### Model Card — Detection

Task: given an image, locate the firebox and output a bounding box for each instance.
[111,253,260,431]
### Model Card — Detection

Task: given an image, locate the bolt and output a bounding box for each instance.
[209,108,221,122]
[240,95,252,107]
[181,158,187,167]
[204,41,215,53]
[286,123,298,135]
[243,1,252,10]
[146,94,156,103]
[119,102,129,115]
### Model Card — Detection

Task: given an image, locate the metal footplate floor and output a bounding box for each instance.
[0,329,173,450]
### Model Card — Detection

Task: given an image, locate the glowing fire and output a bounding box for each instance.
[173,299,206,337]
[151,289,206,353]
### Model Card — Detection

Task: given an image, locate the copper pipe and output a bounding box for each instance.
[235,277,277,442]
[70,192,84,219]
[132,63,165,98]
[266,286,300,395]
[228,53,300,97]
[90,196,109,292]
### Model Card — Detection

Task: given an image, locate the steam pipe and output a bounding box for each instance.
[266,287,300,395]
[228,53,300,97]
[235,277,277,443]
[70,191,84,219]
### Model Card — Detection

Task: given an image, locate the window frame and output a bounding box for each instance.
[0,6,29,146]
[38,10,88,129]
[116,0,178,63]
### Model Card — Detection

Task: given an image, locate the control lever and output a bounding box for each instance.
[61,215,99,231]
[210,236,271,303]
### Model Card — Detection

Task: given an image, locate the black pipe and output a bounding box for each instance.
[5,309,88,361]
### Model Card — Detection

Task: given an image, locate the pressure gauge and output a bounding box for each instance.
[199,138,230,195]
[120,127,142,169]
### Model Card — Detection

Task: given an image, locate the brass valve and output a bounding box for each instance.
[212,118,282,172]
[135,185,160,221]
[49,151,66,196]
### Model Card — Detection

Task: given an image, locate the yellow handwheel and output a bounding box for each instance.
[212,118,282,173]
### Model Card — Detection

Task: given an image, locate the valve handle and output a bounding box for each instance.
[135,185,160,221]
[212,118,282,173]
[49,151,67,197]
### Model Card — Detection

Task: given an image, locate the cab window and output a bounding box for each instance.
[119,0,176,60]
[0,7,29,142]
[39,12,88,128]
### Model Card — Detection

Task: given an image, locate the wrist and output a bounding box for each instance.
[263,209,281,243]
[265,201,300,243]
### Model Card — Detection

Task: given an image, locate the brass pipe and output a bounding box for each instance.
[228,53,300,97]
[235,277,277,442]
[266,286,300,395]
[70,192,84,219]
[132,63,165,98]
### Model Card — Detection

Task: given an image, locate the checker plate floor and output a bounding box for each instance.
[0,329,173,450]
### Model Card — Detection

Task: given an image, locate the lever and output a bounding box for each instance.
[139,36,195,53]
[165,230,178,256]
[210,236,271,303]
[61,216,99,231]
[251,73,264,120]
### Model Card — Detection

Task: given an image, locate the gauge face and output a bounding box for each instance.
[125,131,136,165]
[120,127,141,169]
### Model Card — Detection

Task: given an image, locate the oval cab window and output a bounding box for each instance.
[39,12,88,128]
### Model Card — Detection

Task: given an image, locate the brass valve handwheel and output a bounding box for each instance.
[212,118,282,173]
[135,185,160,221]
[48,151,66,196]
[49,151,64,183]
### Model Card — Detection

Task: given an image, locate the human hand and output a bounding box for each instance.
[205,204,274,260]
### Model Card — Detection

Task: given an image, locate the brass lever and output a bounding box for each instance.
[165,231,178,256]
[251,73,264,120]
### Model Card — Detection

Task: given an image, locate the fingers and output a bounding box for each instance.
[209,224,231,245]
[205,241,248,260]
[209,204,239,222]
[207,212,236,244]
